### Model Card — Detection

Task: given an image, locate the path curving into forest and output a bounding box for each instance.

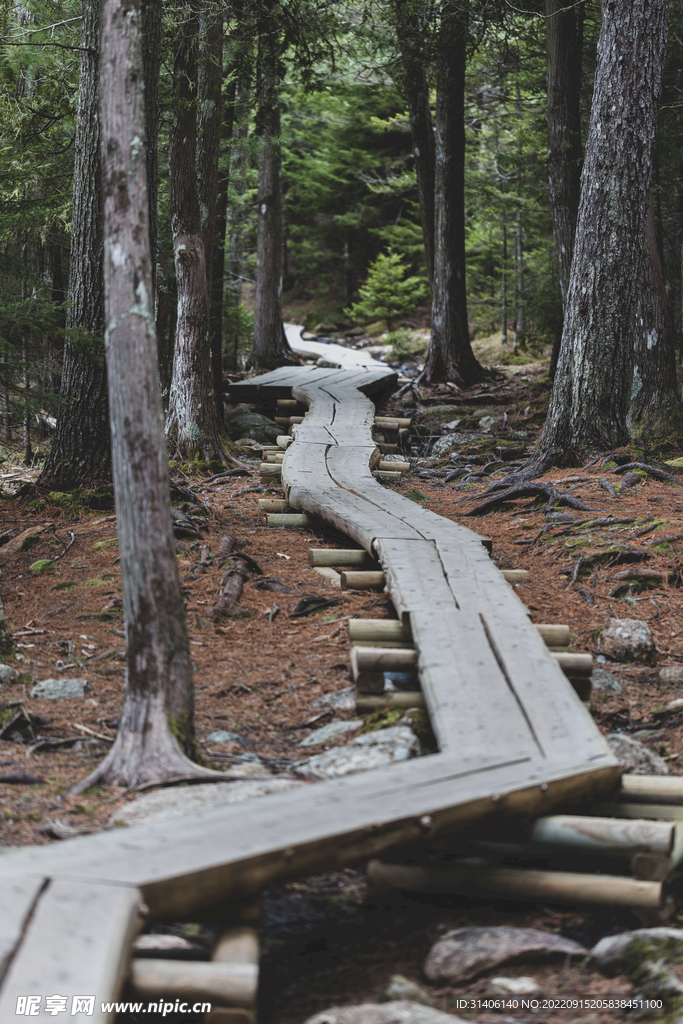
[285,323,386,368]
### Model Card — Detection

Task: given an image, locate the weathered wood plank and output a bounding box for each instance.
[0,879,142,1022]
[0,874,46,983]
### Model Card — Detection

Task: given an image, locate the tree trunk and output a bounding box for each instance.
[75,0,204,793]
[166,4,223,460]
[142,0,161,307]
[423,5,483,386]
[514,85,525,352]
[544,0,583,310]
[395,6,436,284]
[627,195,683,437]
[501,214,508,345]
[224,80,250,371]
[532,0,669,469]
[198,5,225,424]
[38,0,110,491]
[252,2,292,369]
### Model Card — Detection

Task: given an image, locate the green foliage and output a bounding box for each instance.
[344,250,428,331]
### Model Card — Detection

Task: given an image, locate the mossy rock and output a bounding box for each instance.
[361,708,404,732]
[193,459,210,475]
[29,559,54,572]
[81,486,114,510]
[20,534,42,552]
[208,459,224,475]
[48,491,73,508]
[92,539,118,551]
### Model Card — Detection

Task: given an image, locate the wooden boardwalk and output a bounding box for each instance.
[0,366,618,1020]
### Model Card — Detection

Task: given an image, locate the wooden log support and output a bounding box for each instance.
[340,570,385,591]
[258,499,294,513]
[352,646,417,674]
[373,470,401,481]
[130,960,258,1008]
[524,814,675,856]
[308,547,373,568]
[277,399,303,411]
[348,619,413,647]
[367,860,663,909]
[266,454,285,464]
[536,624,570,647]
[621,775,683,805]
[377,460,411,473]
[289,415,305,425]
[205,927,259,1024]
[266,514,312,529]
[259,463,281,478]
[553,653,593,676]
[274,416,290,427]
[374,416,412,429]
[356,691,425,711]
[501,569,530,584]
[277,435,293,448]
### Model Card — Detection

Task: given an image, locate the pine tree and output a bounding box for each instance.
[345,250,428,332]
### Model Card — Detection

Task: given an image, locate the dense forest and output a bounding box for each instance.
[2,0,682,484]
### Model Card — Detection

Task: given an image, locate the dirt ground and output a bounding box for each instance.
[2,359,683,1024]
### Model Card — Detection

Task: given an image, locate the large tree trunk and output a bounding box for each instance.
[544,0,583,309]
[395,6,436,284]
[166,4,223,459]
[75,0,205,793]
[627,196,683,437]
[252,2,292,369]
[198,6,225,424]
[532,0,669,469]
[38,0,110,491]
[224,80,251,371]
[423,4,483,386]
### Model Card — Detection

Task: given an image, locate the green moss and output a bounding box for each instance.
[83,576,110,587]
[400,707,437,754]
[52,581,74,591]
[48,491,74,508]
[29,559,54,572]
[361,708,404,732]
[16,673,32,687]
[92,539,118,551]
[208,458,224,474]
[405,488,427,502]
[20,534,42,552]
[81,486,114,510]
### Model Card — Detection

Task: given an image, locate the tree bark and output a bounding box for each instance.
[142,0,161,307]
[395,5,436,284]
[532,0,670,468]
[224,80,251,371]
[75,0,202,792]
[627,195,683,437]
[166,4,223,459]
[544,0,583,310]
[252,1,292,369]
[423,4,483,386]
[198,5,225,423]
[38,0,110,491]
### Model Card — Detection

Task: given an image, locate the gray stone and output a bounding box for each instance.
[304,1003,466,1024]
[0,664,18,686]
[30,678,89,700]
[606,733,668,776]
[432,435,472,458]
[512,430,528,440]
[303,725,420,779]
[660,666,683,685]
[312,687,356,712]
[590,668,622,695]
[226,762,271,778]
[545,512,577,524]
[382,976,434,1007]
[479,415,500,431]
[225,408,281,445]
[424,926,587,984]
[298,720,363,747]
[205,730,249,746]
[601,618,656,664]
[591,928,683,974]
[111,778,303,828]
[486,977,541,997]
[441,420,461,432]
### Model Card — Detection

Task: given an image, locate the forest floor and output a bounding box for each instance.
[2,342,683,1023]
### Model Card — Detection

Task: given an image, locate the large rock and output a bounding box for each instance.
[382,976,434,1007]
[591,668,622,694]
[111,778,302,828]
[660,665,683,685]
[606,733,668,775]
[424,926,587,984]
[591,928,683,974]
[601,618,656,664]
[30,678,89,700]
[0,664,18,686]
[298,720,363,747]
[312,687,356,711]
[225,408,280,445]
[303,726,420,780]
[304,1003,467,1024]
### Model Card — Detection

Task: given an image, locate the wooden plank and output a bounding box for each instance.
[0,874,46,982]
[0,879,142,1022]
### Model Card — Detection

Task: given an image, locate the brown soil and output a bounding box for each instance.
[3,369,683,1024]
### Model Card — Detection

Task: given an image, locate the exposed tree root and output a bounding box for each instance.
[463,482,601,517]
[610,462,683,486]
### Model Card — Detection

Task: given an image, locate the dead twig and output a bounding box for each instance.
[463,482,601,517]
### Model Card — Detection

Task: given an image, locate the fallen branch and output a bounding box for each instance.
[208,566,252,620]
[463,482,601,517]
[611,462,683,486]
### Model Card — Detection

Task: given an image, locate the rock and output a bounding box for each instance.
[590,668,622,695]
[486,977,541,997]
[304,1003,466,1024]
[441,420,461,432]
[382,976,434,1007]
[205,730,250,747]
[591,928,683,973]
[512,429,528,440]
[298,720,363,747]
[545,512,577,524]
[0,664,18,686]
[424,927,587,984]
[432,437,461,458]
[606,734,668,775]
[312,687,356,711]
[303,725,420,779]
[224,408,281,445]
[226,762,271,778]
[479,415,500,431]
[30,678,90,700]
[601,618,656,664]
[382,454,411,464]
[660,665,683,685]
[111,778,303,828]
